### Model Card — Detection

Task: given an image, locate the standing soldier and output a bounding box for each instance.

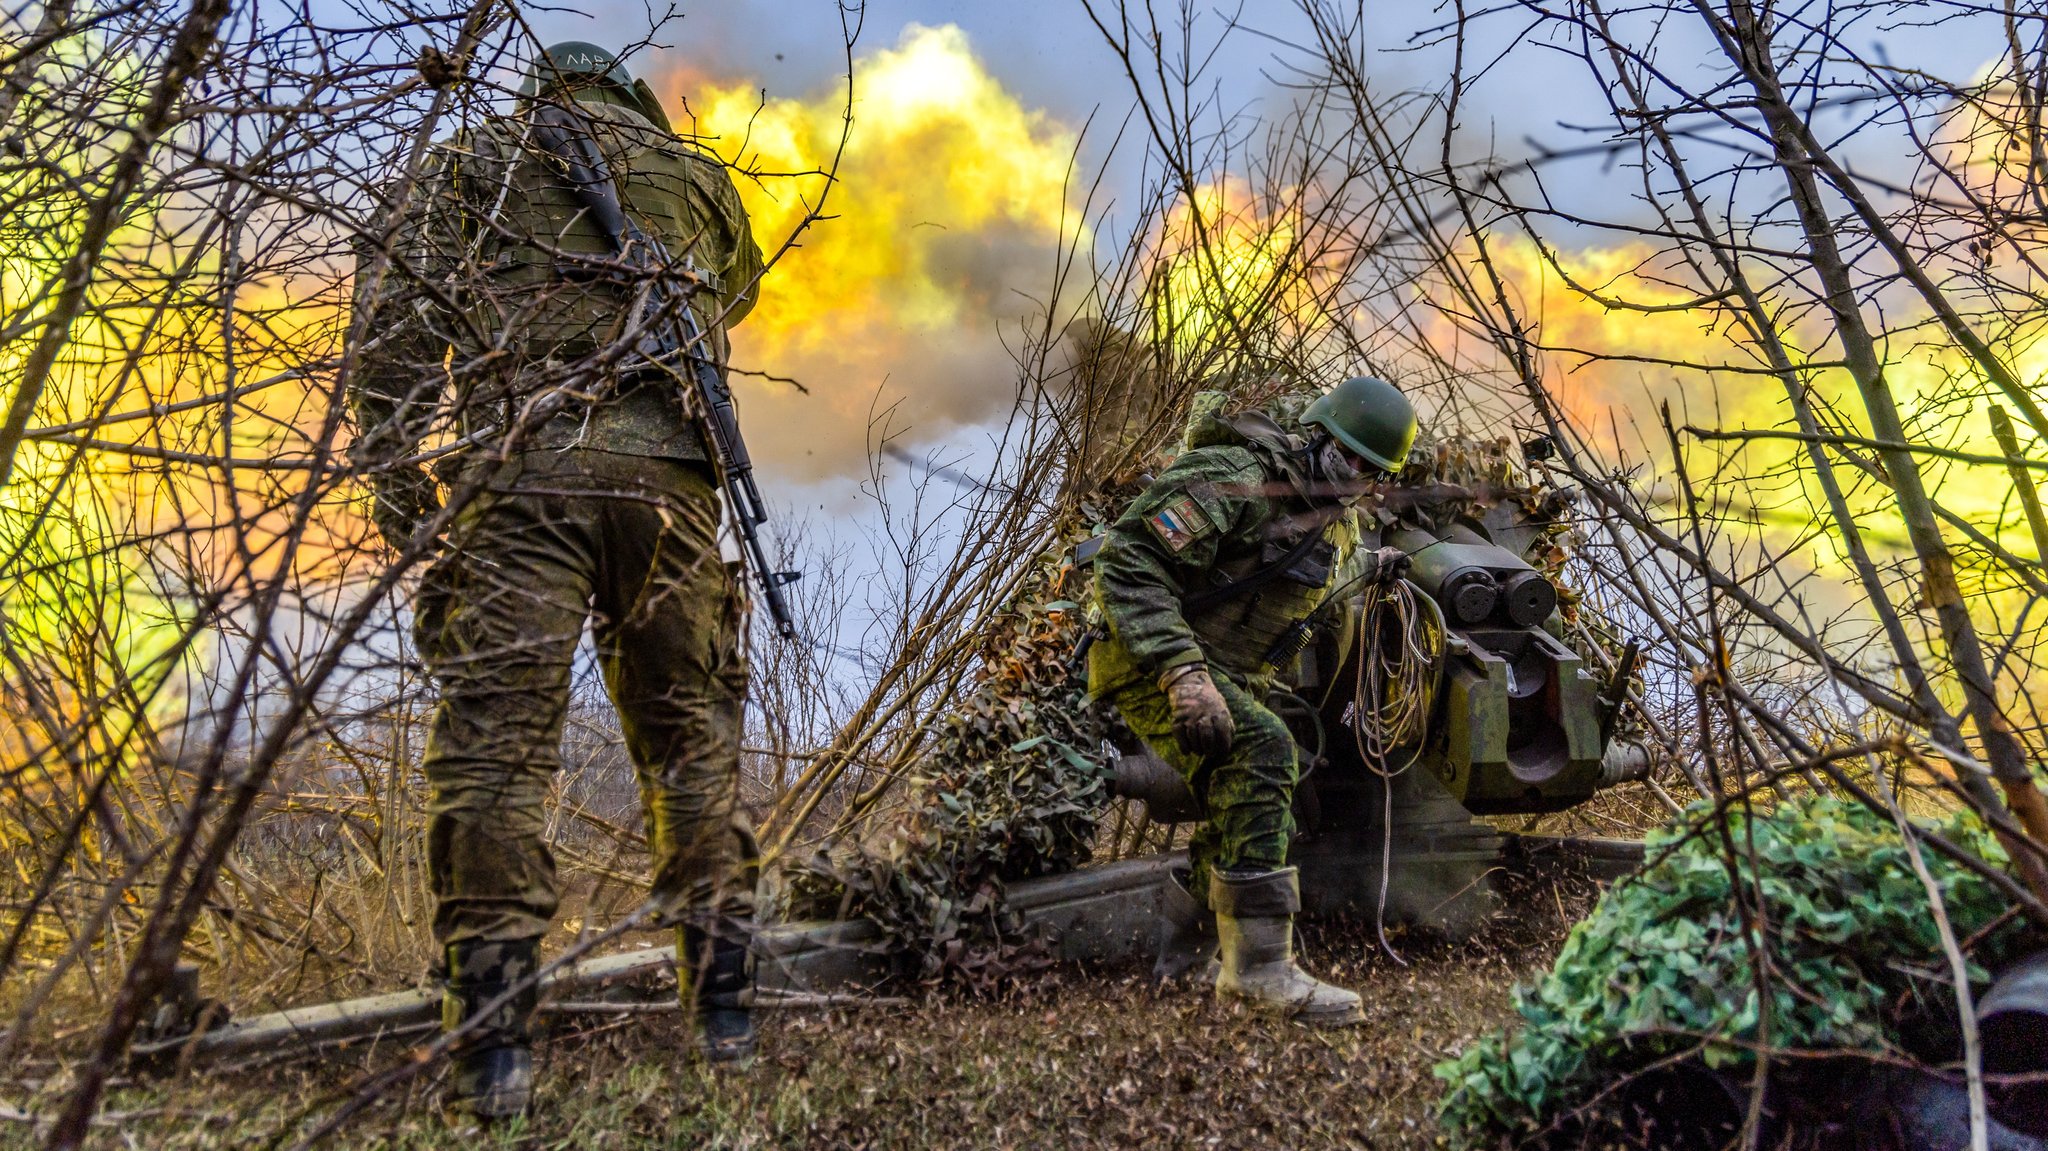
[1088,376,1417,1027]
[348,42,768,1124]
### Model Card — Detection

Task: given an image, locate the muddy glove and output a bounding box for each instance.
[1163,663,1234,758]
[1368,545,1412,585]
[368,465,440,552]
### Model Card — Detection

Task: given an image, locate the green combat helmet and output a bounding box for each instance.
[521,40,673,131]
[1299,375,1417,474]
[521,40,634,96]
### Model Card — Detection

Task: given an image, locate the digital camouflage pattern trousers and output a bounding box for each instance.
[1107,673,1299,903]
[416,448,754,947]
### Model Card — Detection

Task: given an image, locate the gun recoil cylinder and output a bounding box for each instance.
[1500,571,1558,629]
[1977,950,2048,1136]
[1390,526,1555,629]
[1109,749,1204,823]
[1440,569,1499,625]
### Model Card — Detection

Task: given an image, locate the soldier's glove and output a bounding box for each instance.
[1368,545,1412,585]
[368,465,441,552]
[1162,663,1234,758]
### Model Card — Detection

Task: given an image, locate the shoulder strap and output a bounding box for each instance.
[527,104,636,252]
[1181,525,1326,616]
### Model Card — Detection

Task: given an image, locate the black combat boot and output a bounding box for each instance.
[442,939,538,1127]
[679,922,756,1063]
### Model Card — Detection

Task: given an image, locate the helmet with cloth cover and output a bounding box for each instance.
[521,41,636,97]
[520,40,674,132]
[1298,375,1417,474]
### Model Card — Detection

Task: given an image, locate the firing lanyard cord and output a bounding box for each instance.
[1351,579,1442,966]
[1267,687,1326,785]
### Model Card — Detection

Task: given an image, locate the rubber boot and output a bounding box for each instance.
[680,922,757,1063]
[442,939,538,1128]
[1153,865,1220,985]
[1211,867,1364,1027]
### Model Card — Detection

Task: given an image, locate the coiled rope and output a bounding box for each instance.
[1349,578,1445,964]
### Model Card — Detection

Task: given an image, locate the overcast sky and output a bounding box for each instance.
[508,1,2011,189]
[515,2,1584,178]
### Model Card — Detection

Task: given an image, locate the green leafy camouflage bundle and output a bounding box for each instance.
[1435,793,2036,1144]
[781,548,1116,987]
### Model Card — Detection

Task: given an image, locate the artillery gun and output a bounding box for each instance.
[1107,454,1651,933]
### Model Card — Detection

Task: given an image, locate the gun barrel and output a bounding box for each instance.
[733,472,770,528]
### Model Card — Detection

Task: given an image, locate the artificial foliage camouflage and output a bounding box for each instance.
[1435,793,2040,1146]
[783,546,1119,987]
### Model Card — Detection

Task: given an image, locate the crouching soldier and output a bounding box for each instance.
[1088,376,1417,1026]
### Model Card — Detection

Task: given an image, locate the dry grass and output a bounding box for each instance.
[0,879,1594,1151]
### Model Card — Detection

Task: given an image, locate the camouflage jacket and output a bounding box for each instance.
[348,90,765,467]
[1088,411,1365,697]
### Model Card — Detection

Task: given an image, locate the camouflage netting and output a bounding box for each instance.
[1436,795,2045,1148]
[779,547,1121,988]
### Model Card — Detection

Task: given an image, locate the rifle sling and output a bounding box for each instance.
[528,105,710,323]
[1179,526,1327,617]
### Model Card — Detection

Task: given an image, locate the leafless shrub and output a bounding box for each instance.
[1068,0,2048,1143]
[0,0,860,1141]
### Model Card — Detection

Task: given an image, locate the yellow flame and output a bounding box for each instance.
[1,228,353,735]
[1425,233,2048,612]
[1145,179,1315,354]
[674,24,1082,475]
[1127,179,2044,613]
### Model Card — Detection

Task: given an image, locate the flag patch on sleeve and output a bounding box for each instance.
[1147,495,1214,552]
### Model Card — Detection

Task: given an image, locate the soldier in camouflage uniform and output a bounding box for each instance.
[348,42,766,1123]
[1088,376,1417,1026]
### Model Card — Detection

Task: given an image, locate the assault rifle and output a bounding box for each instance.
[530,103,799,640]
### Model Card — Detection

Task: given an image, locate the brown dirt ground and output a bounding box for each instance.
[0,877,1597,1151]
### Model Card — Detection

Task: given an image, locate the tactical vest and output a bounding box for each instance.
[1180,414,1349,685]
[1087,411,1357,698]
[458,98,755,367]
